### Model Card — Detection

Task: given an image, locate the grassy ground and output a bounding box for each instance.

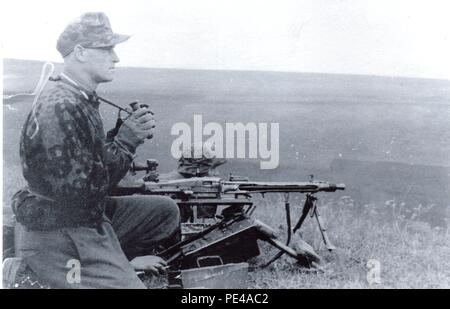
[141,195,450,289]
[246,195,450,288]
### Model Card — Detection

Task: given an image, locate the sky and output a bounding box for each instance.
[1,0,450,79]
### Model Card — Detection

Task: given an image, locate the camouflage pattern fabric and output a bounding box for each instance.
[13,76,139,230]
[56,12,130,57]
[13,195,180,289]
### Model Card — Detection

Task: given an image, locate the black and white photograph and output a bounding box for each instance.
[1,0,450,291]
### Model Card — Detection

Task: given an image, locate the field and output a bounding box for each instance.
[3,58,450,288]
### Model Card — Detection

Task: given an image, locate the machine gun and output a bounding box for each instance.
[111,161,345,271]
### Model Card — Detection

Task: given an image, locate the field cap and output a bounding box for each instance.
[56,12,130,57]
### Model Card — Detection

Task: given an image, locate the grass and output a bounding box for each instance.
[141,194,450,289]
[2,165,26,226]
[246,195,450,289]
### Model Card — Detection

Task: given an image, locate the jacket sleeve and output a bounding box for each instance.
[102,131,141,189]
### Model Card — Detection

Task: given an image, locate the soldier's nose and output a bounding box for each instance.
[112,50,120,63]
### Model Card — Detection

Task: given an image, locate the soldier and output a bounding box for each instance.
[9,12,180,288]
[158,143,227,221]
[159,142,227,181]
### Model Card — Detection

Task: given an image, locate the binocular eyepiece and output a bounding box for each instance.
[129,101,153,115]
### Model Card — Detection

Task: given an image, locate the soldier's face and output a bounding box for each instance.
[85,46,120,83]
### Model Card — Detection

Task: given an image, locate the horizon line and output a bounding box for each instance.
[3,57,450,83]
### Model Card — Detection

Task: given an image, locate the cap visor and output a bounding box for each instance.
[110,33,130,45]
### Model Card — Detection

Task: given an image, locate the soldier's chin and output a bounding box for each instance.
[98,73,115,83]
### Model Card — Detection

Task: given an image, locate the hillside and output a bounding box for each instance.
[3,58,450,226]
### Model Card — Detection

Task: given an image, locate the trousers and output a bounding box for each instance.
[15,195,180,289]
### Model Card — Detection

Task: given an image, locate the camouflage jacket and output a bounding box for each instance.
[13,75,140,230]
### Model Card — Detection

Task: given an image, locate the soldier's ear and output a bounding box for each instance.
[72,45,88,63]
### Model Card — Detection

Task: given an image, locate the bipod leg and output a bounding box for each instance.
[293,194,315,234]
[312,202,336,251]
[284,193,292,245]
[259,193,292,267]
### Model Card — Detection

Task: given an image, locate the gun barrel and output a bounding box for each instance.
[324,183,346,191]
[233,181,345,193]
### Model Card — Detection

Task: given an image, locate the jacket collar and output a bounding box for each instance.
[58,72,100,105]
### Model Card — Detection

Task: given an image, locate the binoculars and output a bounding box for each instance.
[129,101,154,114]
[129,101,154,139]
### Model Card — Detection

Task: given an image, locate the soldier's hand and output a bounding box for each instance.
[120,107,155,143]
[131,255,168,275]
